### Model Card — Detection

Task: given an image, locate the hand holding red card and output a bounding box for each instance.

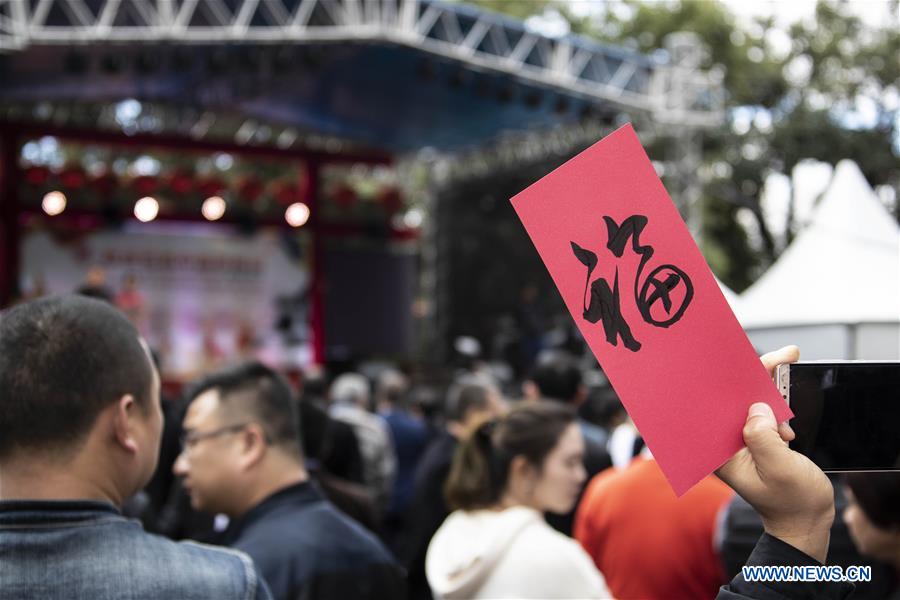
[510,124,791,495]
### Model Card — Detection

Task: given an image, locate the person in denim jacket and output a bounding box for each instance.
[0,295,271,600]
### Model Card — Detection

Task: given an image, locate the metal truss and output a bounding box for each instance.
[0,0,723,126]
[422,118,625,186]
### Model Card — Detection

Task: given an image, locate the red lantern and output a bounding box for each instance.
[132,175,158,196]
[331,183,357,208]
[376,186,403,214]
[24,165,50,186]
[296,170,310,202]
[197,178,225,198]
[238,177,264,203]
[89,171,117,197]
[167,170,195,195]
[272,181,301,206]
[59,166,86,189]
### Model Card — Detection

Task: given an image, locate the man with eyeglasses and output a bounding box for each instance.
[0,295,271,599]
[174,361,406,600]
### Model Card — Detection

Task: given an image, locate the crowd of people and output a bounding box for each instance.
[1,293,898,600]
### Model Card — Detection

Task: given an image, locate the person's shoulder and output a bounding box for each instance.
[692,471,735,501]
[245,495,394,565]
[329,416,357,439]
[582,464,623,503]
[386,410,427,435]
[420,433,456,468]
[579,419,609,447]
[521,516,584,552]
[140,533,268,598]
[146,533,250,568]
[176,538,258,570]
[345,408,387,435]
[322,503,395,560]
[509,518,606,584]
[591,457,659,492]
[300,502,398,572]
[365,411,393,436]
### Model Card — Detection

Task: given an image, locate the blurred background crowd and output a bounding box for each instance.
[0,0,898,598]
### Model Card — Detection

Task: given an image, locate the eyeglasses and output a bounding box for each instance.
[179,423,250,452]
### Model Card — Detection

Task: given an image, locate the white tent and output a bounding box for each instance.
[736,160,900,359]
[716,277,742,312]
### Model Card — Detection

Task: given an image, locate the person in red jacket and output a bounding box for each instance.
[574,454,733,599]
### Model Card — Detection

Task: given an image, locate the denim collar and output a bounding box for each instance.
[0,499,122,528]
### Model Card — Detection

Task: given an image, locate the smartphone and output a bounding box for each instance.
[776,361,900,472]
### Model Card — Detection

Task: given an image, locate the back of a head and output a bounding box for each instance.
[530,352,582,404]
[330,372,370,408]
[409,384,441,419]
[0,295,153,459]
[297,395,328,459]
[376,368,408,407]
[301,370,327,403]
[187,361,302,457]
[445,401,576,511]
[445,376,494,424]
[587,386,626,429]
[845,473,900,530]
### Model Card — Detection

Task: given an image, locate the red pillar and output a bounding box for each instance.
[0,131,20,308]
[306,160,325,365]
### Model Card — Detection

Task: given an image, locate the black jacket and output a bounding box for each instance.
[717,533,854,600]
[223,481,405,600]
[720,485,895,599]
[400,430,458,600]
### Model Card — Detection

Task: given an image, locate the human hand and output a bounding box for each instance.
[716,346,834,563]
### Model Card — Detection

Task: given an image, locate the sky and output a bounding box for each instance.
[556,0,899,252]
[565,0,898,28]
[722,0,897,29]
[721,0,898,249]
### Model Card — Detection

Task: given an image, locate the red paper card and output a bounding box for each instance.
[510,124,791,495]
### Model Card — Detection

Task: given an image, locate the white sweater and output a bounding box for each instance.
[426,506,611,599]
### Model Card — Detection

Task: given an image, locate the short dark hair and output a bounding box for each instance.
[445,378,493,423]
[186,361,301,453]
[0,295,153,458]
[445,401,576,511]
[845,473,900,530]
[530,352,582,404]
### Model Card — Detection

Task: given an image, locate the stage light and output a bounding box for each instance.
[201,196,226,221]
[134,196,159,222]
[41,191,67,216]
[523,91,543,109]
[285,202,310,228]
[403,208,424,229]
[416,58,436,81]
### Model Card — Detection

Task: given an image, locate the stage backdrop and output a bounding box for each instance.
[21,223,311,379]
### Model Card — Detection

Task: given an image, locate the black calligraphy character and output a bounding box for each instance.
[640,265,693,327]
[571,242,641,352]
[604,215,694,328]
[571,214,694,353]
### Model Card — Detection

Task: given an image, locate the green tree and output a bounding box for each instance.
[463,0,900,291]
[596,0,899,288]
